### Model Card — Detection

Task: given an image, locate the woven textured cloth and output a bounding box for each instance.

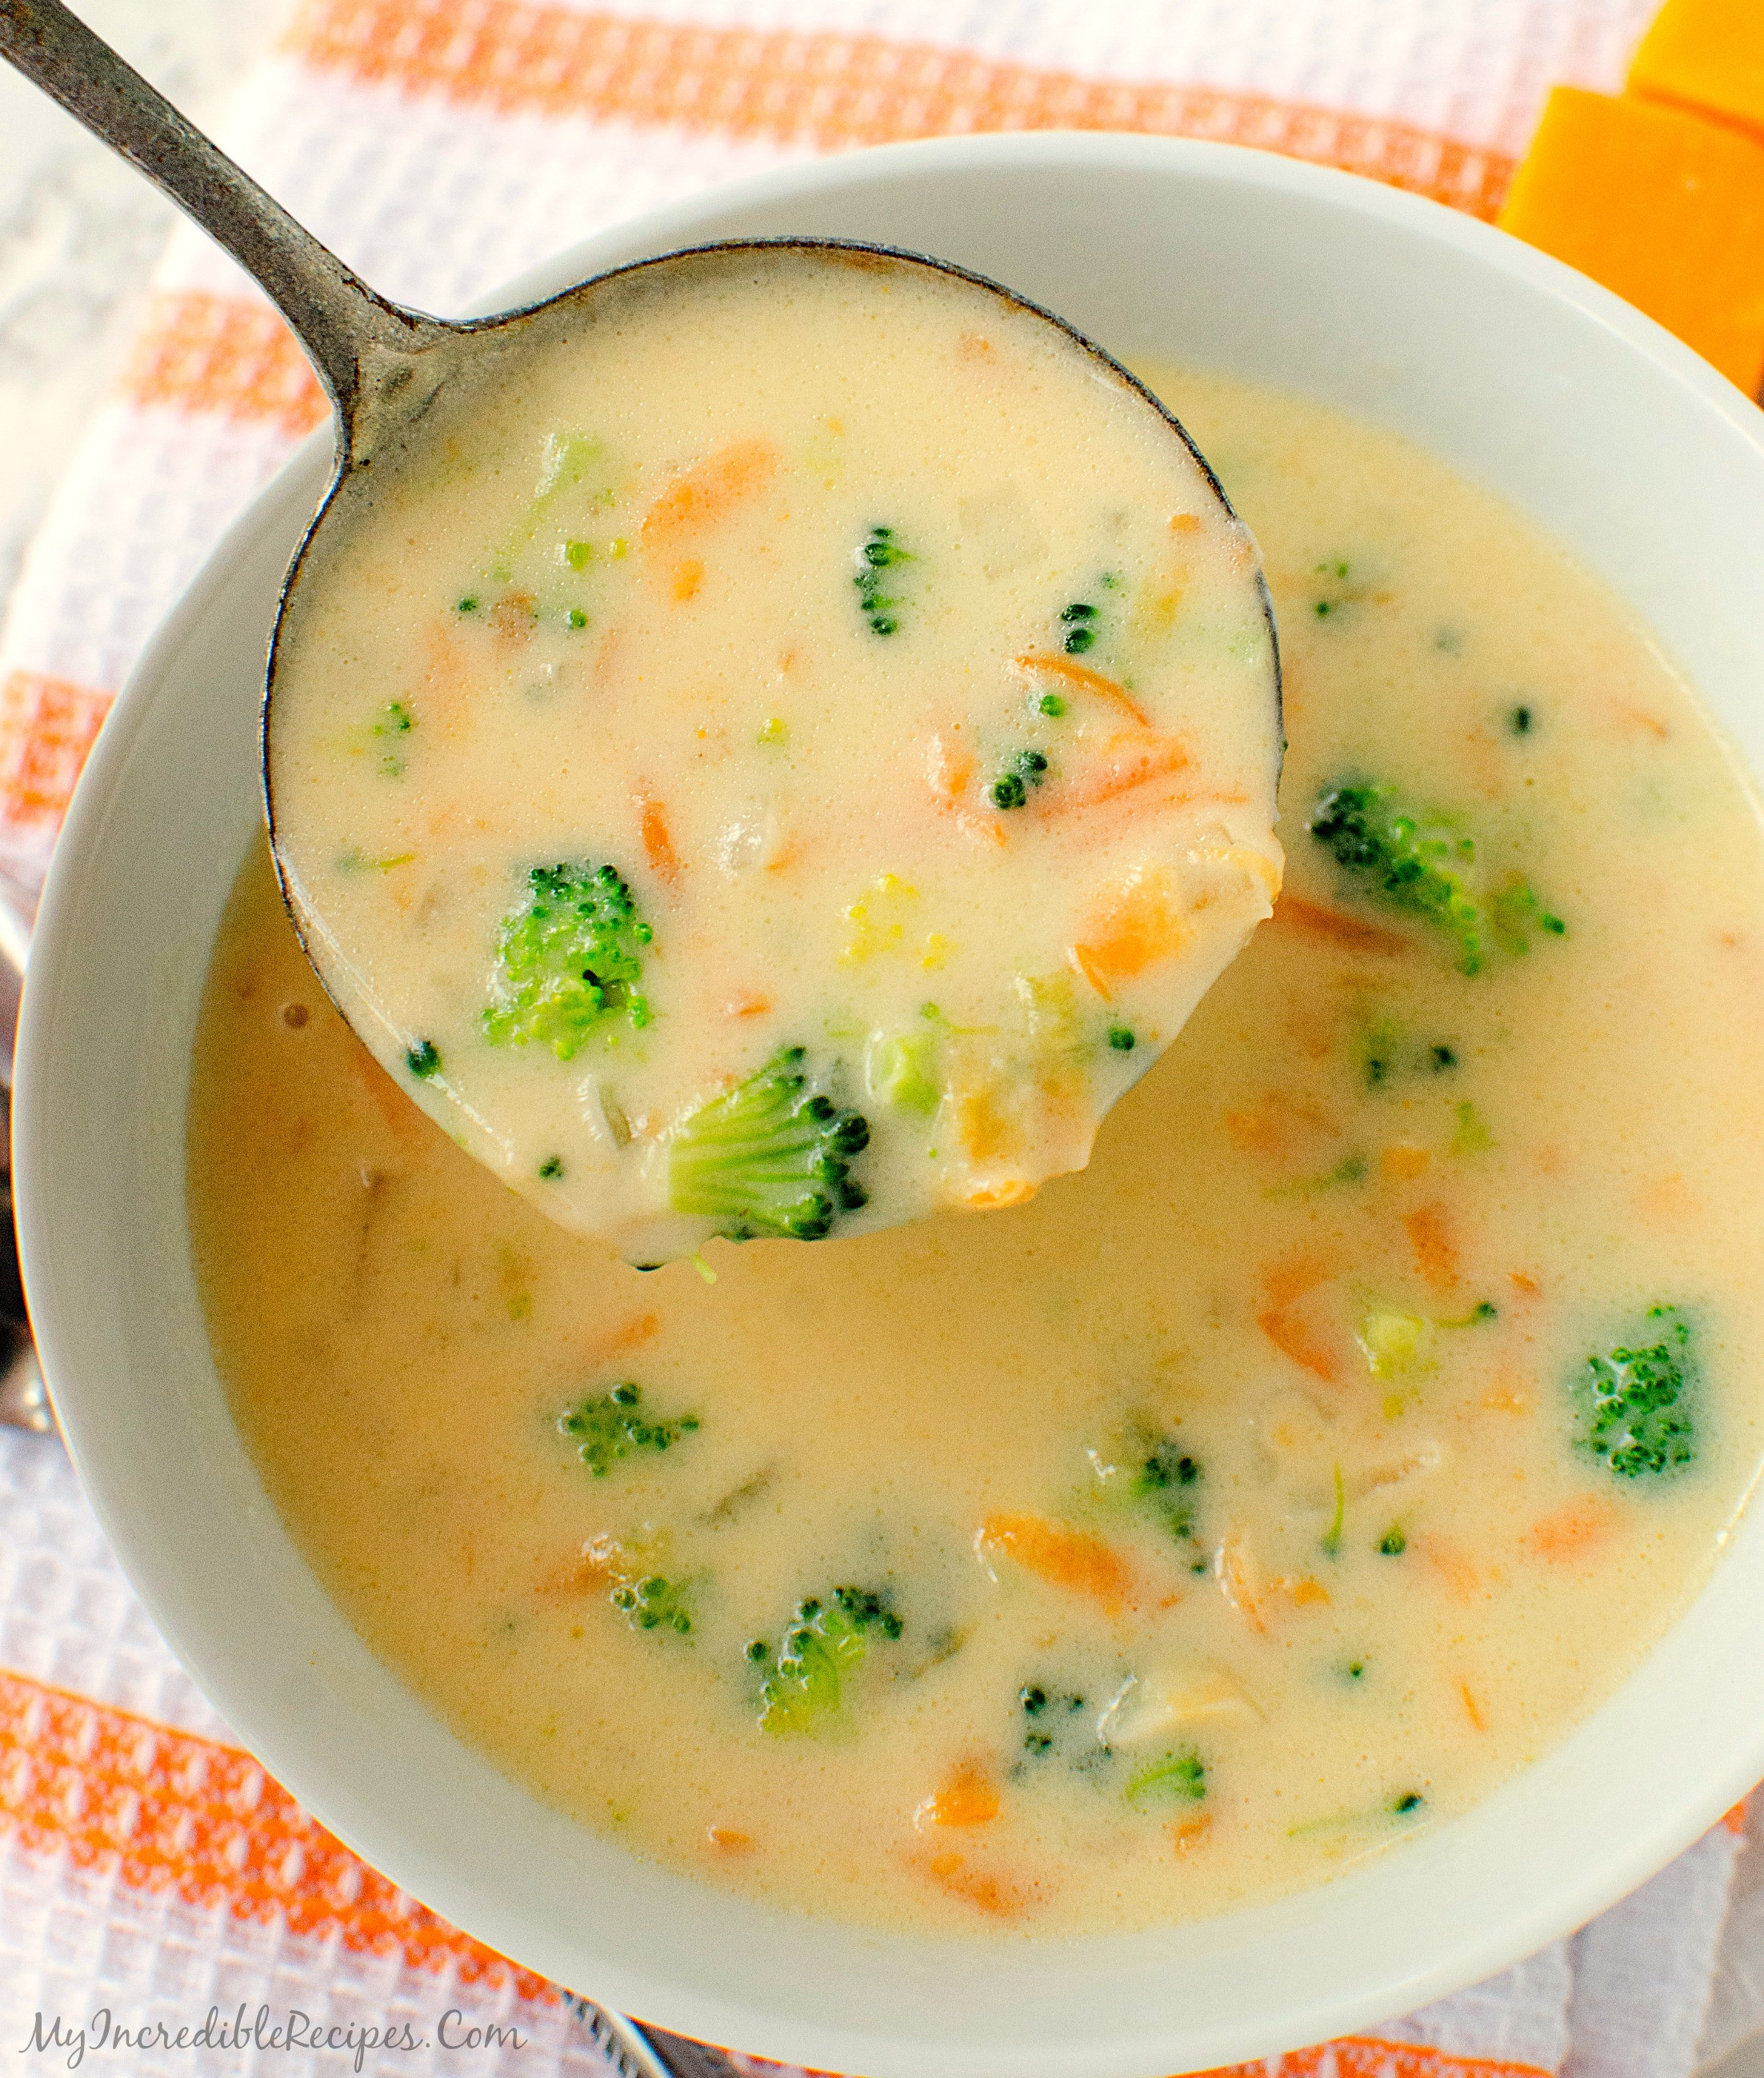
[1,2,1759,2072]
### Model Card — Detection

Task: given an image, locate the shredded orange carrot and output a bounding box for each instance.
[964,1179,1039,1210]
[1225,1107,1284,1156]
[1214,1529,1266,1634]
[926,731,1005,846]
[911,1850,1029,1919]
[415,626,471,732]
[955,1088,1019,1164]
[670,557,705,601]
[917,1761,1001,1828]
[1059,735,1198,814]
[1255,1261,1340,1381]
[1525,1497,1619,1562]
[1169,512,1203,535]
[1278,1576,1332,1608]
[707,1827,754,1852]
[1256,1308,1340,1383]
[1458,1680,1488,1732]
[1421,1533,1481,1601]
[926,730,975,804]
[345,1043,430,1145]
[1005,658,1208,818]
[1405,1204,1461,1290]
[976,1514,1133,1616]
[1510,1269,1542,1298]
[1273,895,1409,954]
[1168,1816,1211,1854]
[586,1313,661,1368]
[1263,1257,1332,1311]
[1381,1143,1431,1181]
[1226,1093,1340,1158]
[620,1312,661,1347]
[725,993,771,1018]
[636,789,681,884]
[1070,865,1190,999]
[1013,650,1154,727]
[640,438,776,544]
[574,1533,627,1587]
[535,1551,595,1598]
[1725,1799,1752,1836]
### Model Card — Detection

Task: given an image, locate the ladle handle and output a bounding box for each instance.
[0,0,450,446]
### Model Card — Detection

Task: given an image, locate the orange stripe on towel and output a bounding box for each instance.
[1190,2038,1553,2078]
[0,1667,554,2000]
[282,0,1516,219]
[0,671,114,831]
[116,290,329,437]
[107,22,1515,438]
[755,2039,1555,2078]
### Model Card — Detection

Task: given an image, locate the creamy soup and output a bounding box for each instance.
[266,246,1281,1264]
[193,367,1764,1940]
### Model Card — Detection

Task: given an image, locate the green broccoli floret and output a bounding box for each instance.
[1088,1424,1208,1571]
[1575,1305,1696,1477]
[854,525,912,635]
[1060,600,1099,654]
[1131,1435,1202,1546]
[669,1047,869,1241]
[990,748,1050,810]
[754,1586,903,1734]
[610,1572,694,1636]
[1017,1682,1090,1759]
[1308,782,1564,974]
[482,861,652,1061]
[1357,1018,1460,1089]
[559,1381,700,1477]
[1125,1747,1206,1808]
[371,700,414,777]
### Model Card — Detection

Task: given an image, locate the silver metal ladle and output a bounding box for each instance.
[0,0,1273,1269]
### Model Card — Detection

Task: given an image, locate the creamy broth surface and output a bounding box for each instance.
[192,367,1764,1938]
[267,249,1282,1262]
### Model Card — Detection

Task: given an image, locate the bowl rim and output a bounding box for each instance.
[16,126,1764,2078]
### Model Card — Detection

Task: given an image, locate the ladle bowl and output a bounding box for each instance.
[1,0,1280,1263]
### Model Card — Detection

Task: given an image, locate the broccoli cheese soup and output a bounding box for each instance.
[266,246,1282,1265]
[192,366,1764,1940]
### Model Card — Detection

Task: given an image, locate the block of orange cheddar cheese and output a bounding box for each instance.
[1497,85,1764,396]
[1630,0,1764,143]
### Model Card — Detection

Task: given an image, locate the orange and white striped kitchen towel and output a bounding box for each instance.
[0,1,1758,2073]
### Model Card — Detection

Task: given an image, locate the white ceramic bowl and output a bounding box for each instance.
[17,133,1764,2078]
